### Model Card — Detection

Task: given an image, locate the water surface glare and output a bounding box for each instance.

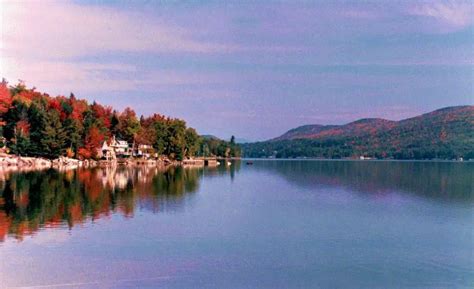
[0,160,473,288]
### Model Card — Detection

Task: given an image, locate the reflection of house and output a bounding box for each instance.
[99,166,130,190]
[99,135,131,160]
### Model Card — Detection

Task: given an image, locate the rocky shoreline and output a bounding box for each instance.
[0,155,99,170]
[0,155,218,171]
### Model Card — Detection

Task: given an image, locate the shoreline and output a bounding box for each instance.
[0,155,233,171]
[240,157,471,163]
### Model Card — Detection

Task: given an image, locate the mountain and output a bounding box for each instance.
[242,106,474,160]
[201,134,222,141]
[273,118,396,141]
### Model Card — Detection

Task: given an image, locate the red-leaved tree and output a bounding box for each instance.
[78,126,104,160]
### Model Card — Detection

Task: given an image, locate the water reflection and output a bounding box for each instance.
[0,160,471,242]
[252,160,474,202]
[0,166,206,242]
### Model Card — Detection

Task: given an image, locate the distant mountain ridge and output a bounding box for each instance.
[243,106,474,160]
[274,118,397,141]
[273,106,472,141]
[202,135,249,143]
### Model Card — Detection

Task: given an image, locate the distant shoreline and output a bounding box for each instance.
[241,158,471,163]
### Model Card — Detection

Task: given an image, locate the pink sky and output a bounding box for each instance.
[1,0,472,140]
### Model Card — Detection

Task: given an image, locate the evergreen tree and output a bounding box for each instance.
[110,111,120,136]
[41,111,67,158]
[10,130,31,156]
[28,103,47,156]
[63,118,82,153]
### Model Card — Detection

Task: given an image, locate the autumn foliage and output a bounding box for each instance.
[0,80,241,160]
[0,80,243,160]
[0,80,12,125]
[79,126,104,159]
[243,106,474,160]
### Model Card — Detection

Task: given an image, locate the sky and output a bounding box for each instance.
[1,0,472,141]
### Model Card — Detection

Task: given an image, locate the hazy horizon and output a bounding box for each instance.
[1,0,473,141]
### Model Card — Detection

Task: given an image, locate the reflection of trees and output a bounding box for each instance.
[0,166,203,241]
[253,160,473,201]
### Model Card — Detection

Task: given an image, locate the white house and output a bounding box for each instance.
[111,138,131,156]
[99,135,131,160]
[134,144,154,158]
[100,141,115,160]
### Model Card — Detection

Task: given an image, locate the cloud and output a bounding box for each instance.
[410,0,473,30]
[0,0,471,141]
[2,57,139,94]
[1,1,225,60]
[0,1,233,94]
[2,55,239,98]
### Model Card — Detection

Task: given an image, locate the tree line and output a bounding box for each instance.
[242,135,474,160]
[242,106,474,160]
[0,80,240,160]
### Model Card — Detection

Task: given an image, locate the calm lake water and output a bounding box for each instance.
[0,160,473,288]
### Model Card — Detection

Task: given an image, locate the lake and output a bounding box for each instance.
[0,160,473,288]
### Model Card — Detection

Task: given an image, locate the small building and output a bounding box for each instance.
[360,155,374,160]
[134,144,154,159]
[98,135,131,160]
[111,138,131,157]
[100,141,115,160]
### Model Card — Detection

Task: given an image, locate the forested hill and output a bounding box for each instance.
[0,80,240,160]
[242,106,474,160]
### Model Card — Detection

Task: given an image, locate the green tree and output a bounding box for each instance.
[28,103,47,156]
[63,118,82,153]
[153,120,169,156]
[229,135,241,157]
[117,107,140,143]
[167,119,186,160]
[3,100,29,141]
[41,110,67,158]
[184,128,200,157]
[10,130,31,156]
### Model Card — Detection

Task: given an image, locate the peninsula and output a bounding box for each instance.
[0,80,241,169]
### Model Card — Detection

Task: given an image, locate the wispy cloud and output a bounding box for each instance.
[0,1,231,94]
[409,0,473,31]
[2,58,139,94]
[0,1,471,140]
[1,1,225,59]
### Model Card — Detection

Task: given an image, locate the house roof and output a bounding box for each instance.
[102,141,110,150]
